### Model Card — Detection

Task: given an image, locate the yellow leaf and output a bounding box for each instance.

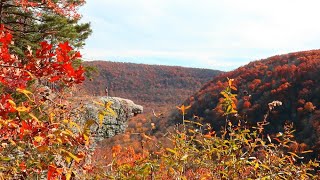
[15,106,30,112]
[69,121,81,133]
[106,108,117,117]
[16,88,33,102]
[61,149,82,163]
[65,156,71,164]
[255,162,259,169]
[98,113,104,127]
[16,88,32,94]
[7,139,15,146]
[166,148,177,155]
[288,152,304,159]
[260,164,271,170]
[56,138,62,144]
[49,113,55,123]
[301,150,313,154]
[67,152,81,163]
[66,168,72,180]
[93,100,104,107]
[105,101,113,109]
[188,129,195,133]
[230,109,238,114]
[25,71,34,79]
[34,136,44,143]
[180,176,187,180]
[47,134,55,139]
[63,130,74,136]
[193,122,203,126]
[220,92,229,98]
[7,100,16,107]
[83,134,89,146]
[227,105,232,112]
[28,113,39,122]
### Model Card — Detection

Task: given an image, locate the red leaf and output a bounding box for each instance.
[49,75,61,82]
[47,164,56,180]
[58,42,72,52]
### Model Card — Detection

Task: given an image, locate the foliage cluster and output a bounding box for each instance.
[0,0,99,179]
[0,24,97,179]
[173,50,320,157]
[100,79,320,179]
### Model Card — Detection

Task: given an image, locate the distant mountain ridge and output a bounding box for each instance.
[79,61,222,112]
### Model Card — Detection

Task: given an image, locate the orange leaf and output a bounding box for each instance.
[176,104,191,115]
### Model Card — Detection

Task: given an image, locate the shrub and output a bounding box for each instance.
[0,25,96,179]
[106,78,319,179]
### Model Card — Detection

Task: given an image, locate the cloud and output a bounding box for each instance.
[79,0,320,71]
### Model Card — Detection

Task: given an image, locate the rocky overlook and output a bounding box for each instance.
[76,96,143,141]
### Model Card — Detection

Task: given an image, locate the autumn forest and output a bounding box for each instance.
[0,0,319,179]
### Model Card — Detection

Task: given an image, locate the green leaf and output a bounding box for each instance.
[0,156,11,161]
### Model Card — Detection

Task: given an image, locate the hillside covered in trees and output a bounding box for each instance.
[167,49,320,158]
[80,61,222,112]
[93,50,320,178]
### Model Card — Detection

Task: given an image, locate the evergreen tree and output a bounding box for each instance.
[0,0,91,56]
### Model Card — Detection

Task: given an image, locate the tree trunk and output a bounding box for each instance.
[0,0,4,23]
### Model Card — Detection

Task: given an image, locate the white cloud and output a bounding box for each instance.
[80,0,320,70]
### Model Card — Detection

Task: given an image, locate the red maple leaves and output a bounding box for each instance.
[0,26,85,89]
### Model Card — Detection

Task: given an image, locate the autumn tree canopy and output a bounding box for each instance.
[0,0,95,179]
[0,0,91,56]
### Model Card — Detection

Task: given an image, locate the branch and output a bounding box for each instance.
[2,10,46,23]
[4,25,40,34]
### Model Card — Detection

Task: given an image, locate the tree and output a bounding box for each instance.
[0,24,93,179]
[0,0,91,56]
[0,1,98,178]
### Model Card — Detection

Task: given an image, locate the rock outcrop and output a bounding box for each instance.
[80,96,143,141]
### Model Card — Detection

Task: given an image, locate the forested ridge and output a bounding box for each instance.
[80,60,222,112]
[170,49,320,158]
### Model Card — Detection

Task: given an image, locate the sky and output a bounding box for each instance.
[79,0,320,71]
